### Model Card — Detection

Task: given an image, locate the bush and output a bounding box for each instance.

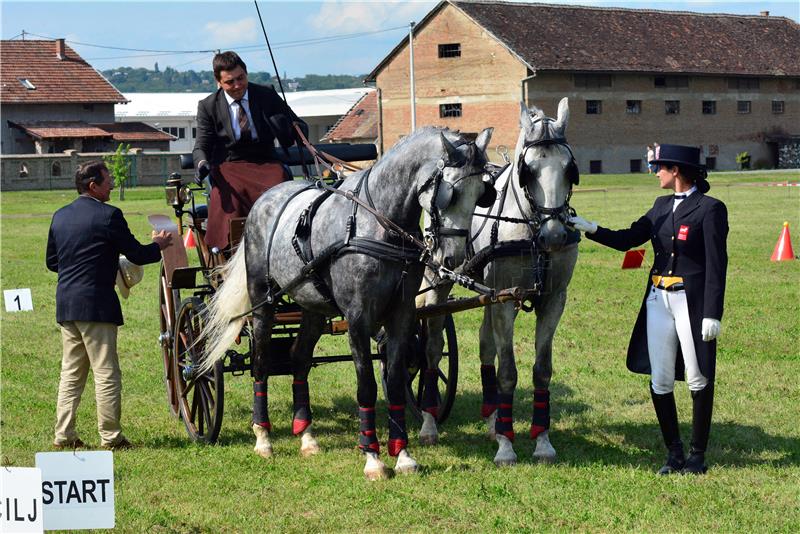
[104,143,132,200]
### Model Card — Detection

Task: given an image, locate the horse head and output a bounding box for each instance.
[418,127,494,270]
[516,98,578,252]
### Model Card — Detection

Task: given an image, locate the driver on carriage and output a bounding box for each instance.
[193,51,309,252]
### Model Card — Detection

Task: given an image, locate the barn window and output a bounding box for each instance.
[18,163,29,177]
[728,77,760,90]
[178,127,186,139]
[574,74,612,88]
[705,157,717,170]
[589,160,602,174]
[630,159,642,173]
[654,76,688,88]
[737,100,751,114]
[772,100,785,114]
[438,43,461,58]
[702,101,716,115]
[439,103,462,118]
[586,100,602,114]
[665,100,680,114]
[51,162,62,177]
[626,100,641,114]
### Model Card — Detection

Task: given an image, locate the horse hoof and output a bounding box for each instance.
[494,456,517,467]
[395,450,419,474]
[254,445,273,459]
[301,443,321,457]
[300,432,321,457]
[494,434,517,467]
[533,433,557,464]
[419,433,438,446]
[364,466,392,481]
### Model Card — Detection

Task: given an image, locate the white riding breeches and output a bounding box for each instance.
[646,286,708,394]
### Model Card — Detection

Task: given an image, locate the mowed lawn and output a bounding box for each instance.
[2,171,798,533]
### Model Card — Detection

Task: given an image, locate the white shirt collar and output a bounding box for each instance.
[223,89,249,106]
[675,185,697,199]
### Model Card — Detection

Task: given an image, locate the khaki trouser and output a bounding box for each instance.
[54,321,122,446]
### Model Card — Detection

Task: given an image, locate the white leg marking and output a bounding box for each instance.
[493,434,517,467]
[485,409,497,441]
[363,451,391,481]
[300,427,321,457]
[394,448,419,475]
[533,430,557,464]
[253,423,273,459]
[419,412,439,445]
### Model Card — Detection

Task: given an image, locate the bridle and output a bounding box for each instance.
[515,137,579,231]
[421,141,493,251]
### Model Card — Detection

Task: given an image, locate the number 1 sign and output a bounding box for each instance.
[4,288,33,312]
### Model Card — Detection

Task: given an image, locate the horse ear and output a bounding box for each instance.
[440,132,459,163]
[553,97,570,135]
[519,101,534,134]
[475,127,493,154]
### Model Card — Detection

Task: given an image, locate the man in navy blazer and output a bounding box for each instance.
[46,160,172,449]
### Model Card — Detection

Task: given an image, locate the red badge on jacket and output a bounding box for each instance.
[678,225,690,241]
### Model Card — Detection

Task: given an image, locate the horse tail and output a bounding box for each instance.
[197,239,250,374]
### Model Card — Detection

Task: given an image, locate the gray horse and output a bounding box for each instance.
[418,99,579,466]
[199,126,493,479]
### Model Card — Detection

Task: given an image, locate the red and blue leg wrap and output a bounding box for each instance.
[253,381,272,432]
[480,364,498,418]
[292,380,312,435]
[495,392,514,441]
[421,368,439,418]
[387,404,408,457]
[530,389,550,439]
[358,406,379,454]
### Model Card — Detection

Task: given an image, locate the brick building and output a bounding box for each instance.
[366,1,800,172]
[1,39,171,154]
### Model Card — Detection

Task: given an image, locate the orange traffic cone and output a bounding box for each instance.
[183,230,196,250]
[770,222,795,261]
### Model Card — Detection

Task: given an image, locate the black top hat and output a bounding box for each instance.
[649,144,709,192]
[649,144,706,171]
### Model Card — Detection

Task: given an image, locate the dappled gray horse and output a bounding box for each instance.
[200,126,493,479]
[418,99,579,466]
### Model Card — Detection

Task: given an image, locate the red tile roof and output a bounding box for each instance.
[322,91,378,142]
[9,121,110,139]
[367,1,800,80]
[94,122,175,142]
[10,120,174,142]
[0,40,127,104]
[453,1,800,76]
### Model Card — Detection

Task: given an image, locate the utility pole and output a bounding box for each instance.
[408,21,416,133]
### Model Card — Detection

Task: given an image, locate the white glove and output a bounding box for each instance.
[567,215,598,234]
[701,318,721,341]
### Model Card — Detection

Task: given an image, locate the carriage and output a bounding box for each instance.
[150,142,528,446]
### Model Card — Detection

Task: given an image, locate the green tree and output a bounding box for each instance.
[104,143,132,201]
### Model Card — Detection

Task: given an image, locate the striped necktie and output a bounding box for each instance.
[234,99,251,141]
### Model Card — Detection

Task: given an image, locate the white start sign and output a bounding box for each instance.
[34,451,115,530]
[1,466,44,533]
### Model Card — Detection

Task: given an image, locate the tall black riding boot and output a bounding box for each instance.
[650,386,685,475]
[684,383,714,475]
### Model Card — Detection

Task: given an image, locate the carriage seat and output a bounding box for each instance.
[186,204,208,220]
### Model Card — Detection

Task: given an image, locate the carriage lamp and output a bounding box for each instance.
[165,174,193,209]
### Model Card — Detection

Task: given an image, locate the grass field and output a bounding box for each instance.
[2,170,799,532]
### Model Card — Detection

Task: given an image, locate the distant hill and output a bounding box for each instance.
[101,67,367,93]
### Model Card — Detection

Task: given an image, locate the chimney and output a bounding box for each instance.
[760,11,769,16]
[55,38,65,60]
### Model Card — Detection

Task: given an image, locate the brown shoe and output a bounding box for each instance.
[53,438,85,450]
[103,437,134,450]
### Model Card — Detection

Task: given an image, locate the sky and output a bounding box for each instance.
[2,0,798,77]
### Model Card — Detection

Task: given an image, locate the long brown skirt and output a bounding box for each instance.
[206,161,288,250]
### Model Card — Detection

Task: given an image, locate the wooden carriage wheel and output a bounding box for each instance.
[381,314,459,424]
[173,297,224,444]
[158,263,181,418]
